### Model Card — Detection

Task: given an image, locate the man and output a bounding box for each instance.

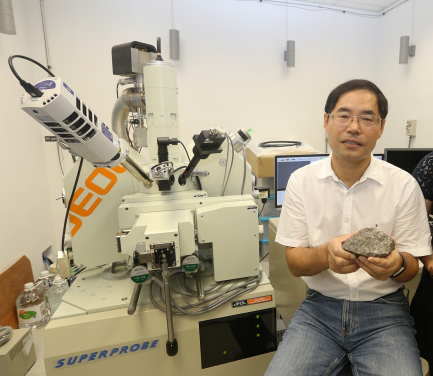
[265,79,432,376]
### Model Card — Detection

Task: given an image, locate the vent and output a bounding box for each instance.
[111,152,121,161]
[94,115,98,126]
[77,123,91,136]
[83,129,96,141]
[64,139,80,143]
[82,104,87,117]
[88,109,93,123]
[70,118,85,131]
[51,128,67,133]
[43,122,61,127]
[63,112,79,125]
[76,97,81,111]
[59,134,74,139]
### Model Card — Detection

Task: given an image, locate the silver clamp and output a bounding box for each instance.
[149,161,174,180]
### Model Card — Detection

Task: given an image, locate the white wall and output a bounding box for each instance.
[3,0,431,279]
[35,0,381,152]
[375,0,433,151]
[0,0,59,280]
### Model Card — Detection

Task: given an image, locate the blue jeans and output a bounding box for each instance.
[265,289,422,376]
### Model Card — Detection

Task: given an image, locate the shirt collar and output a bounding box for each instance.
[316,153,384,185]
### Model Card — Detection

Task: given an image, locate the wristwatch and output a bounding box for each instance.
[389,253,407,279]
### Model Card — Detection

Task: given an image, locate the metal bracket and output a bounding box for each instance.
[150,242,176,268]
[116,229,131,253]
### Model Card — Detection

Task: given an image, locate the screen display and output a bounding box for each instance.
[275,154,385,208]
[275,154,329,208]
[385,149,433,174]
[199,308,276,369]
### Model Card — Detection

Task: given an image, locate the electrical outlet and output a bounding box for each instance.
[406,120,417,137]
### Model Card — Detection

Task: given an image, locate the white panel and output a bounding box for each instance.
[196,200,260,281]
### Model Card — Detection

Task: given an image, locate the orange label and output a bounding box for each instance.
[69,166,126,237]
[247,295,273,305]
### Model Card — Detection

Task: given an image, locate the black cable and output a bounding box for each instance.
[9,55,55,97]
[61,158,83,254]
[261,201,266,214]
[8,55,55,82]
[179,141,191,162]
[116,82,119,99]
[259,252,269,262]
[258,141,302,148]
[174,166,187,173]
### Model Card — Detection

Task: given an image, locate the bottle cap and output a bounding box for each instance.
[53,276,63,284]
[40,271,49,277]
[24,282,34,290]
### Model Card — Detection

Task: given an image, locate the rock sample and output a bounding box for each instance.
[343,228,395,258]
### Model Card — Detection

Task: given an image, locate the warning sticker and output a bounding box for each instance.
[232,295,272,308]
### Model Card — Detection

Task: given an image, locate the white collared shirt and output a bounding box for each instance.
[275,154,432,301]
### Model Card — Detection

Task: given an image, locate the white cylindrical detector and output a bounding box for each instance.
[143,60,180,164]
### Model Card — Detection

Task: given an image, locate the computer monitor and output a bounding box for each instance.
[275,154,329,208]
[373,154,384,160]
[384,148,433,174]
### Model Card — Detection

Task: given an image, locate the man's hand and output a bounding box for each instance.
[355,244,403,281]
[327,231,359,274]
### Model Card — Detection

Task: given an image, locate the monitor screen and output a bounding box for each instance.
[275,154,329,208]
[373,154,384,160]
[384,148,433,174]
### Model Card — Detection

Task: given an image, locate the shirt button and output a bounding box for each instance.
[345,218,349,223]
[347,191,351,195]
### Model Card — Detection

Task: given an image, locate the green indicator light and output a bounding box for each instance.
[257,333,260,337]
[223,351,227,355]
[256,315,260,319]
[256,324,260,328]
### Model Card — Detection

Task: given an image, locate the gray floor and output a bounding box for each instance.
[25,260,429,376]
[26,328,45,376]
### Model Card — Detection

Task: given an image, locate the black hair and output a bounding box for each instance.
[324,79,388,119]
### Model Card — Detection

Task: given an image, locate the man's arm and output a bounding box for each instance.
[285,232,359,277]
[285,245,328,277]
[356,249,419,282]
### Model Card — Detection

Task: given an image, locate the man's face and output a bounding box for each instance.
[324,89,385,163]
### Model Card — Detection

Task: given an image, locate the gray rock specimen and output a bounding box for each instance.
[342,228,395,258]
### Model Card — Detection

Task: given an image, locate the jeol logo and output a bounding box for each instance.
[53,339,160,370]
[68,165,126,237]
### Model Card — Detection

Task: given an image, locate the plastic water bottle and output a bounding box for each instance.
[37,270,54,292]
[16,283,50,330]
[46,276,69,315]
[36,270,54,315]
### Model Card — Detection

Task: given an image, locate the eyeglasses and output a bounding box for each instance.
[328,112,382,128]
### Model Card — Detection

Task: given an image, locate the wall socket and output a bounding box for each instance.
[406,120,417,137]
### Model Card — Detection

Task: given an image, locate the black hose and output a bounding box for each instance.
[258,141,302,148]
[61,158,83,254]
